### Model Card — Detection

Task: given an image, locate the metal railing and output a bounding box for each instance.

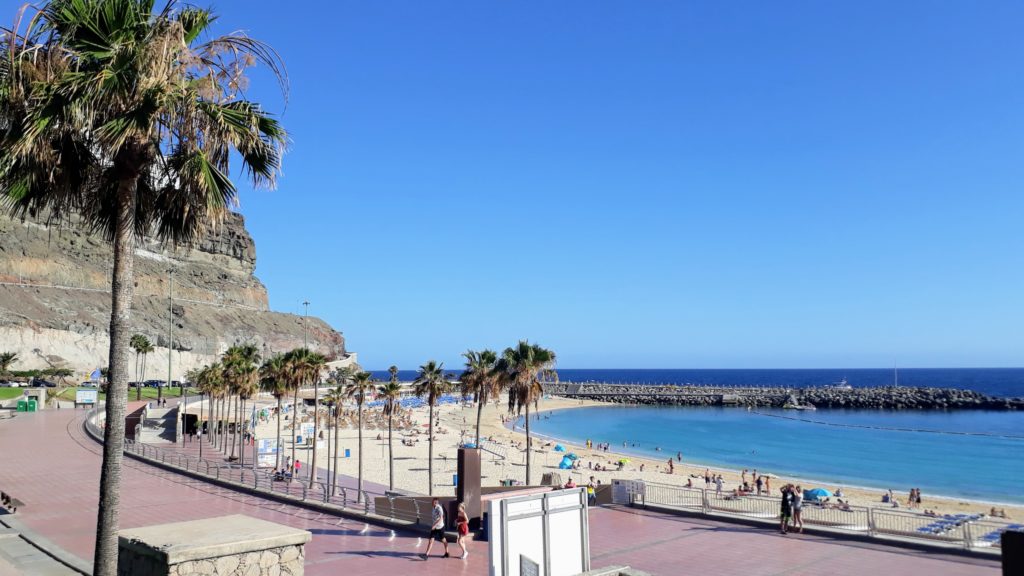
[83,404,428,528]
[615,480,1008,554]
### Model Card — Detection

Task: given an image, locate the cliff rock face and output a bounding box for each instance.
[0,211,349,379]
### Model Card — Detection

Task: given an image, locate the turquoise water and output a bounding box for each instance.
[526,405,1024,504]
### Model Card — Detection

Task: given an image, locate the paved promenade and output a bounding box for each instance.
[0,406,1002,575]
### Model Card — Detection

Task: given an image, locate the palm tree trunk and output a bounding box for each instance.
[356,399,363,502]
[135,353,141,401]
[214,396,221,450]
[157,350,163,404]
[230,395,237,459]
[325,406,331,496]
[275,395,283,470]
[525,403,532,485]
[388,409,394,491]
[332,409,340,495]
[428,401,434,495]
[92,177,137,576]
[214,396,220,449]
[291,383,299,478]
[309,378,319,489]
[475,391,484,446]
[239,397,246,467]
[199,392,205,457]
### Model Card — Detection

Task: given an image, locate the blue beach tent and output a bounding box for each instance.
[804,488,832,501]
[558,456,574,469]
[554,444,566,452]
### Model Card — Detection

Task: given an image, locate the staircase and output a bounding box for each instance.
[137,406,178,443]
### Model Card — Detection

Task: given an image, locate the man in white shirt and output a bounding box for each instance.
[423,497,449,559]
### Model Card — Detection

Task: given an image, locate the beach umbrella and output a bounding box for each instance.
[805,488,832,500]
[554,444,566,452]
[618,458,630,464]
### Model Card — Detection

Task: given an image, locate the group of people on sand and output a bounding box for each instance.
[988,507,1011,519]
[739,469,773,495]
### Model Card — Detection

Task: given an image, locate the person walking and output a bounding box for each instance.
[454,503,470,560]
[756,475,764,495]
[792,485,804,533]
[715,475,723,496]
[779,485,793,534]
[423,498,450,559]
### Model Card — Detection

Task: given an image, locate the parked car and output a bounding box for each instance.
[33,379,57,388]
[80,381,98,387]
[0,381,17,388]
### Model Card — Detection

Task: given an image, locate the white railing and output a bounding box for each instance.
[83,404,429,527]
[616,480,1009,554]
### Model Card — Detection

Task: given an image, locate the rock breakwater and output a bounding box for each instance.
[545,382,1023,410]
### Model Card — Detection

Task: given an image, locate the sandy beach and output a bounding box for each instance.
[219,393,1023,520]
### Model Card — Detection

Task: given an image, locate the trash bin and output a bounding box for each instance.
[16,400,27,412]
[296,435,302,444]
[344,449,350,458]
[27,400,36,412]
[453,474,458,486]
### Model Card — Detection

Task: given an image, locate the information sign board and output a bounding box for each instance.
[76,389,98,405]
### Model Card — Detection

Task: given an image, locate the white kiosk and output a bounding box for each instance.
[488,488,590,576]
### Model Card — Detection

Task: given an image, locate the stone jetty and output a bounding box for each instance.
[544,382,1023,410]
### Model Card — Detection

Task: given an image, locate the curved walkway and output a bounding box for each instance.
[0,407,1003,575]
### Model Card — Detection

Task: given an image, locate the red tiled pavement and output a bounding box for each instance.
[0,408,1002,575]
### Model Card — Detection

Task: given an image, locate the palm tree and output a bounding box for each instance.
[193,362,222,453]
[326,366,354,495]
[345,371,375,502]
[379,371,403,492]
[259,354,289,470]
[282,348,326,485]
[305,352,327,489]
[413,361,451,495]
[0,351,19,378]
[461,349,500,446]
[0,3,287,571]
[130,335,145,399]
[138,338,154,399]
[500,341,557,485]
[222,345,260,466]
[323,383,343,495]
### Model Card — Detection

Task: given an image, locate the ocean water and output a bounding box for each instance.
[370,368,1024,398]
[526,405,1024,505]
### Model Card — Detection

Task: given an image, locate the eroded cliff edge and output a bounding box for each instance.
[0,211,350,378]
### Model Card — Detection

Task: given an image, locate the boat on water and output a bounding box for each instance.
[825,377,852,391]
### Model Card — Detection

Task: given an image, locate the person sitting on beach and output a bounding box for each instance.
[925,509,937,517]
[686,478,693,488]
[835,487,844,498]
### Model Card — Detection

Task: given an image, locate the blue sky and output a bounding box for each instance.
[15,1,1024,369]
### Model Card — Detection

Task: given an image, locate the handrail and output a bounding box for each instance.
[80,404,432,530]
[616,480,1007,554]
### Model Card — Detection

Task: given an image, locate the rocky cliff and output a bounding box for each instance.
[0,211,350,379]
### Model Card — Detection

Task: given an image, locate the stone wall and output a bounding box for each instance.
[118,515,310,576]
[118,542,304,576]
[544,383,1024,410]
